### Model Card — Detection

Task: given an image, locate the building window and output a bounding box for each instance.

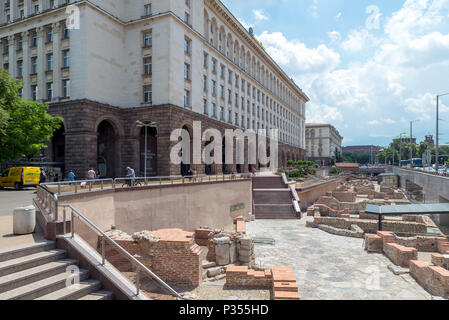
[31,31,37,46]
[211,80,216,95]
[34,5,39,14]
[63,23,70,39]
[46,82,53,100]
[18,87,23,98]
[46,27,53,43]
[47,53,53,71]
[220,85,224,99]
[17,36,23,51]
[212,103,216,117]
[31,57,37,74]
[63,50,70,67]
[203,99,208,115]
[184,38,191,54]
[31,85,38,100]
[144,4,152,16]
[16,60,23,77]
[203,53,208,68]
[143,32,152,47]
[184,63,190,80]
[211,60,216,73]
[62,79,70,97]
[220,107,224,120]
[203,75,207,91]
[184,12,190,25]
[227,109,231,123]
[220,65,224,78]
[143,85,152,103]
[184,90,190,107]
[143,57,152,75]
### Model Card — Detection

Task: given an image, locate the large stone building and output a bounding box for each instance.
[0,0,308,178]
[305,123,343,166]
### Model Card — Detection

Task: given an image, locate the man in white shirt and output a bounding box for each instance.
[87,168,96,180]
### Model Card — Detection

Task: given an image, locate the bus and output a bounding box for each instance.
[400,160,409,167]
[411,158,423,168]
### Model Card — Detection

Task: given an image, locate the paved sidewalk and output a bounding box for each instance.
[246,217,440,300]
[0,188,45,249]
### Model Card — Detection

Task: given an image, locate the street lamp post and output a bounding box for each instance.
[136,121,157,178]
[436,93,449,172]
[410,120,419,165]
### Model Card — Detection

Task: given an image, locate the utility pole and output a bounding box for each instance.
[410,120,419,165]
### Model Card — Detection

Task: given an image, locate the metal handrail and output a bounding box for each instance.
[36,184,59,221]
[59,204,188,300]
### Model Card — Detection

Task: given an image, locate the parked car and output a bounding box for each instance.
[0,167,41,190]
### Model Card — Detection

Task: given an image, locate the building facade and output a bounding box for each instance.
[305,123,343,166]
[0,0,308,178]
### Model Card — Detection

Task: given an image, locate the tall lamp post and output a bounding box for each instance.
[410,120,420,164]
[399,133,406,167]
[136,121,157,178]
[436,93,449,172]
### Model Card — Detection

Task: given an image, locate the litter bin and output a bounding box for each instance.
[13,205,36,235]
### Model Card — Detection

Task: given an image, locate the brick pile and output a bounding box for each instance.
[409,260,449,296]
[103,228,202,286]
[226,265,301,300]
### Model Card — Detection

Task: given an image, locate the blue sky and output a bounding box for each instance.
[222,0,449,147]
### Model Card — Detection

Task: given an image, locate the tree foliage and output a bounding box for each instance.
[0,68,62,162]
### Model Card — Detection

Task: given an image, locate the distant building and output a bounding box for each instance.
[305,123,343,166]
[425,135,435,148]
[336,163,360,175]
[342,145,383,156]
[394,134,416,145]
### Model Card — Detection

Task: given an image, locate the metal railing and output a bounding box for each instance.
[59,204,188,300]
[41,173,252,196]
[36,184,59,221]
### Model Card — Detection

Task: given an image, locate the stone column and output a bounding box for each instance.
[0,1,5,25]
[8,35,16,78]
[36,26,46,101]
[65,132,98,179]
[10,0,18,22]
[38,0,45,12]
[22,31,30,98]
[24,0,32,17]
[52,22,61,101]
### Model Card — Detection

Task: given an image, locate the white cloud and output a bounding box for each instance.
[238,0,449,145]
[253,9,269,22]
[328,31,341,42]
[257,31,340,74]
[341,29,382,52]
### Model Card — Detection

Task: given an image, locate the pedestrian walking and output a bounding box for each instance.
[68,170,76,182]
[87,168,96,180]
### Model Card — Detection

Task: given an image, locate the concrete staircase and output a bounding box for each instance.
[252,176,297,219]
[0,241,113,300]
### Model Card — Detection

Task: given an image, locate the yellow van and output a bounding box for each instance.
[0,167,41,189]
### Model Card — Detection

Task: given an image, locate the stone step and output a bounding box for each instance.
[253,190,293,204]
[0,258,78,294]
[35,279,102,300]
[0,241,55,263]
[274,290,301,300]
[252,177,286,189]
[78,290,114,301]
[0,249,67,277]
[0,269,89,300]
[255,205,296,219]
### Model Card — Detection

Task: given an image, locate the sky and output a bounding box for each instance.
[221,0,449,147]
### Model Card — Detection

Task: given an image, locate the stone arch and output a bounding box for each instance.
[97,119,119,178]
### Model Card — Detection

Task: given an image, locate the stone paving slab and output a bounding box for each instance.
[246,217,441,300]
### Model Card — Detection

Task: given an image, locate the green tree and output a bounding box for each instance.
[0,68,62,163]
